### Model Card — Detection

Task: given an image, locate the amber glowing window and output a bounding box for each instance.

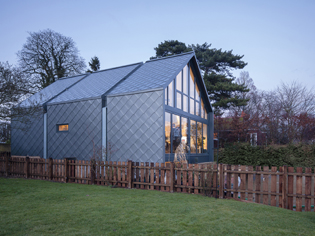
[58,124,69,132]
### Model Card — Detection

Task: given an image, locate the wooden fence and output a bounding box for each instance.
[1,154,314,212]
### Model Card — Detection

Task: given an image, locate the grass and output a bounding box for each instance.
[0,178,314,236]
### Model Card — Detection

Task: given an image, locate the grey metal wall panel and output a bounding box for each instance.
[11,110,44,157]
[47,99,102,160]
[107,90,164,163]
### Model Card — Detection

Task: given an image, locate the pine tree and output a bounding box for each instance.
[86,56,100,73]
[153,40,249,115]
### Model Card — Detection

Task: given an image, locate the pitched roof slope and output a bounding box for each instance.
[48,63,142,104]
[19,74,86,107]
[108,51,194,95]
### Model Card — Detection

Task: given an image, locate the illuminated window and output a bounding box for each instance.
[165,113,171,153]
[58,124,69,132]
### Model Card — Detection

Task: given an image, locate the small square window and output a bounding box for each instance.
[58,124,69,132]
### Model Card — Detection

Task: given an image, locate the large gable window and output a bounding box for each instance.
[164,62,209,159]
[165,64,207,118]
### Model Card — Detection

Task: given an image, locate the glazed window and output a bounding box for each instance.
[165,113,171,153]
[58,124,68,132]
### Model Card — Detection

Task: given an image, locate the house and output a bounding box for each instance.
[11,51,214,163]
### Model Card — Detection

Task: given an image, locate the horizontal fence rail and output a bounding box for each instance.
[1,154,315,212]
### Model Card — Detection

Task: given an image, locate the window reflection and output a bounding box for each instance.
[165,113,171,153]
[190,98,194,115]
[195,83,200,101]
[189,68,195,98]
[183,95,188,112]
[172,114,181,153]
[181,117,188,147]
[203,124,207,153]
[176,71,182,92]
[183,65,188,95]
[197,122,202,153]
[201,100,205,118]
[168,80,173,107]
[176,92,181,109]
[196,101,200,116]
[190,120,196,153]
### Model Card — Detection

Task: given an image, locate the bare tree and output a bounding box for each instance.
[0,61,38,122]
[277,81,315,116]
[17,29,86,88]
[277,81,315,143]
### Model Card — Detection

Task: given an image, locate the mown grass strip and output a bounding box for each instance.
[0,178,314,236]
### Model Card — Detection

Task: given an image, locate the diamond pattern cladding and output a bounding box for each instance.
[107,90,164,163]
[47,99,102,160]
[108,52,194,95]
[48,63,141,104]
[20,75,85,107]
[11,111,44,157]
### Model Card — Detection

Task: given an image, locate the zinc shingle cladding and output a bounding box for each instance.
[108,52,194,95]
[19,75,85,107]
[47,99,102,160]
[107,90,164,163]
[11,111,44,157]
[48,63,141,104]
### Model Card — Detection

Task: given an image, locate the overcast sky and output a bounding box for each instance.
[1,0,314,91]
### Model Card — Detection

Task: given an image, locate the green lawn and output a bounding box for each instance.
[0,178,314,236]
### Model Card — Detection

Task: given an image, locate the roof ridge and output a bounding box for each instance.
[86,62,143,74]
[58,62,143,80]
[146,51,195,63]
[58,74,85,80]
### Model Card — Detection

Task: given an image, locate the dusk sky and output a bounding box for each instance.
[1,0,314,91]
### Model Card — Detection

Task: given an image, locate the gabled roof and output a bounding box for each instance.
[47,63,142,105]
[108,51,195,95]
[19,74,86,107]
[19,51,212,112]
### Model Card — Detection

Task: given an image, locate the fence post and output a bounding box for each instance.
[64,158,68,183]
[127,160,132,189]
[282,165,287,209]
[48,157,53,180]
[5,153,10,177]
[90,159,95,185]
[24,156,30,178]
[219,163,224,199]
[170,162,175,193]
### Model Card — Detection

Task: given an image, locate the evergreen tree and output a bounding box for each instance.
[153,40,249,115]
[87,56,100,73]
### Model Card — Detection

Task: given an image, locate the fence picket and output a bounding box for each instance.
[271,166,277,207]
[150,163,154,190]
[296,167,303,212]
[263,166,269,205]
[240,165,246,200]
[255,166,261,203]
[305,167,312,211]
[288,167,294,210]
[155,163,160,191]
[247,166,253,201]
